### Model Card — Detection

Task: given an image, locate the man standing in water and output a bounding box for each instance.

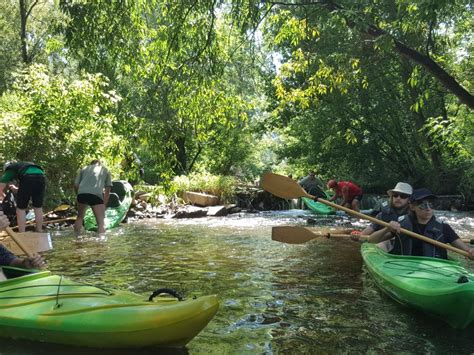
[0,161,46,232]
[298,171,325,198]
[74,160,112,235]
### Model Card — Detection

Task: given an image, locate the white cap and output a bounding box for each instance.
[387,182,413,196]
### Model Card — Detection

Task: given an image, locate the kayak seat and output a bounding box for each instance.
[107,193,121,208]
[111,181,127,201]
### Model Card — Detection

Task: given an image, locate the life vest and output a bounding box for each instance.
[390,215,447,259]
[5,162,44,177]
[379,203,400,222]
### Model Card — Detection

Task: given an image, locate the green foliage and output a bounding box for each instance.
[170,173,238,203]
[0,64,124,204]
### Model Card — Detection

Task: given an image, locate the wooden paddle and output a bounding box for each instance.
[0,229,52,255]
[44,204,71,217]
[272,225,473,245]
[5,227,34,258]
[272,226,368,244]
[262,172,471,258]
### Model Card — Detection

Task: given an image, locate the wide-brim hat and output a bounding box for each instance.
[387,182,413,196]
[410,188,437,202]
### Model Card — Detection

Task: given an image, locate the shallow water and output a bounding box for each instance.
[2,209,474,354]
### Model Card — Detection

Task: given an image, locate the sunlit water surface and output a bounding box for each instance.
[2,209,474,354]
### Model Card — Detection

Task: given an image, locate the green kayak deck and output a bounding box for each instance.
[0,266,218,348]
[361,243,474,329]
[84,180,133,231]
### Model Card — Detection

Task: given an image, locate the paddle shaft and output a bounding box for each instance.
[5,227,34,258]
[262,173,470,258]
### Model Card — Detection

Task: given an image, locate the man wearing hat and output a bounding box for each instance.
[359,182,413,249]
[368,188,474,259]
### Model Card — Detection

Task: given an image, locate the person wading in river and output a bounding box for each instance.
[367,188,474,259]
[0,161,46,233]
[327,179,363,212]
[74,160,112,235]
[298,171,325,198]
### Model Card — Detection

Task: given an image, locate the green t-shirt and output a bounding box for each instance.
[0,166,44,183]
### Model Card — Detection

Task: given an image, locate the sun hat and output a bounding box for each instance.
[387,182,413,196]
[410,188,437,203]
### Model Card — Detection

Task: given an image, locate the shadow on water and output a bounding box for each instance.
[2,209,474,353]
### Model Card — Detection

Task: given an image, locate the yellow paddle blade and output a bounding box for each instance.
[54,204,71,212]
[0,231,52,256]
[261,173,314,199]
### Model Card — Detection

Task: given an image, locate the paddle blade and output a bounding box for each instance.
[261,173,313,200]
[272,226,318,244]
[54,204,71,212]
[0,231,52,255]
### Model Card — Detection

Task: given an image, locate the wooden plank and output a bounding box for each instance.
[184,191,219,207]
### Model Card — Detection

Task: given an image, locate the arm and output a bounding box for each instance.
[0,212,45,269]
[0,182,6,200]
[341,185,350,205]
[9,255,45,269]
[451,239,474,259]
[368,227,394,243]
[103,186,111,206]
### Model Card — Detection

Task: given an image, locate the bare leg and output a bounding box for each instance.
[351,199,360,212]
[34,207,43,232]
[91,203,106,234]
[16,208,26,233]
[74,203,88,234]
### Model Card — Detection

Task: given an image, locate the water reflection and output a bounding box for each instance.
[2,210,474,353]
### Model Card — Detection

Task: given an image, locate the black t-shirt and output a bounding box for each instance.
[411,222,459,256]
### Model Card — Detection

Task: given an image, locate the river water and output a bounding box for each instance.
[2,209,474,354]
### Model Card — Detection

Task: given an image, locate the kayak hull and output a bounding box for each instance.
[0,267,218,348]
[361,243,474,329]
[84,180,133,231]
[302,197,335,215]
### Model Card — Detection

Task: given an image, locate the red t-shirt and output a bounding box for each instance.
[335,181,362,199]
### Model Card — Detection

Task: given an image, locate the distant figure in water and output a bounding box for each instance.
[327,179,363,212]
[74,160,112,235]
[298,171,325,198]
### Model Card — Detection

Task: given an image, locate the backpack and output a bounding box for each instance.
[1,190,17,225]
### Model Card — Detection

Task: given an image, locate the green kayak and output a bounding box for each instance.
[84,180,133,231]
[361,243,474,329]
[302,197,335,215]
[0,266,218,348]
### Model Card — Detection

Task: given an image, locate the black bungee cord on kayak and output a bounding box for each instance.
[54,275,63,309]
[148,288,183,301]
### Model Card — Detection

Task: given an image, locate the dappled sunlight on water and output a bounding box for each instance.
[2,209,474,353]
